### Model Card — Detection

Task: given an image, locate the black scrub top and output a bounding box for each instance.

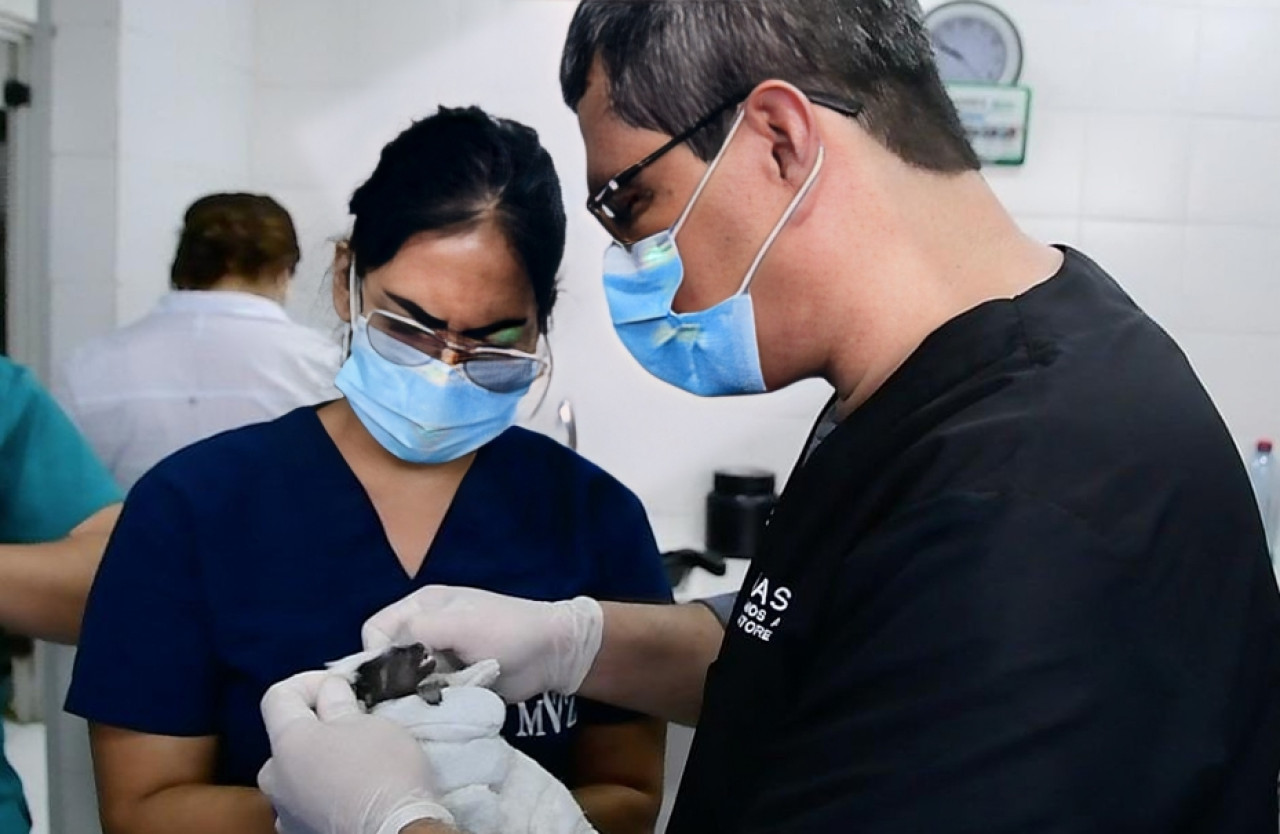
[668,248,1280,833]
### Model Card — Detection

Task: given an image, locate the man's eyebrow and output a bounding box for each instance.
[384,292,528,341]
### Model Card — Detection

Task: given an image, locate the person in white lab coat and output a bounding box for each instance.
[59,192,341,489]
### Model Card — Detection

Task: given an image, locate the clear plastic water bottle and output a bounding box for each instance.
[1248,439,1277,557]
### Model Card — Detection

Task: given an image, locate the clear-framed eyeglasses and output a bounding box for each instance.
[365,309,548,394]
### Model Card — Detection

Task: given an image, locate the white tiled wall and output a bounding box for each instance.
[45,0,119,373]
[956,0,1280,456]
[113,0,256,324]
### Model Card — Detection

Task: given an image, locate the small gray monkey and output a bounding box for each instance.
[351,643,462,709]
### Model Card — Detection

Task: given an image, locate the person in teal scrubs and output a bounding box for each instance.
[0,355,122,833]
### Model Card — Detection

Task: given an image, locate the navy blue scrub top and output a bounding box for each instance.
[67,406,671,786]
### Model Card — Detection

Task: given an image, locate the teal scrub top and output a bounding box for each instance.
[0,356,122,834]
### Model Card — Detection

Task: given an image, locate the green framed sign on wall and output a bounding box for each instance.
[946,83,1033,167]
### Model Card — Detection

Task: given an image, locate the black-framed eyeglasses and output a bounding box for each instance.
[586,90,863,244]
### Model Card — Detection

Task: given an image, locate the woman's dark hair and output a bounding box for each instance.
[348,106,566,331]
[171,193,300,290]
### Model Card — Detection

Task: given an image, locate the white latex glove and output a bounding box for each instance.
[362,586,603,703]
[259,671,455,834]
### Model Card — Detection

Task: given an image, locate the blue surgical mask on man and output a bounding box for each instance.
[602,108,826,397]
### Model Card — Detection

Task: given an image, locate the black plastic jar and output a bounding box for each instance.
[705,468,777,560]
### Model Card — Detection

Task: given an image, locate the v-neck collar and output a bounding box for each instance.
[298,404,491,583]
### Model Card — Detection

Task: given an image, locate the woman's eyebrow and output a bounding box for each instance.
[461,319,530,340]
[384,292,528,341]
[384,293,448,329]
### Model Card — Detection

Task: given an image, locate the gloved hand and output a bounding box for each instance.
[259,671,455,834]
[362,586,603,703]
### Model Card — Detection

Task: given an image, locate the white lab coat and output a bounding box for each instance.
[58,290,341,489]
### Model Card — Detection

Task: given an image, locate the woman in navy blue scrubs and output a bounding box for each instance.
[66,107,671,834]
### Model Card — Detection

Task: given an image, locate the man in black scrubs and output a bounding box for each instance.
[259,1,1280,831]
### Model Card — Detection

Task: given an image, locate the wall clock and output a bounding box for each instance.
[924,1,1024,86]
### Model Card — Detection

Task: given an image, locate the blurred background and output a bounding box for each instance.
[1,0,1277,831]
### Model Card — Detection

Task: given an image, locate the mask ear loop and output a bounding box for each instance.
[343,254,360,357]
[526,336,553,417]
[736,143,826,295]
[671,106,749,238]
[511,332,553,433]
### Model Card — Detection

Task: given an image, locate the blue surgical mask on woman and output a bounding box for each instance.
[334,265,539,464]
[602,108,826,397]
[335,316,531,464]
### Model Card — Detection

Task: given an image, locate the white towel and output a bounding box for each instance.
[503,748,599,834]
[374,688,510,794]
[325,650,598,834]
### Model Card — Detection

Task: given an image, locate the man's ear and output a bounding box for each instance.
[332,243,353,323]
[742,81,823,188]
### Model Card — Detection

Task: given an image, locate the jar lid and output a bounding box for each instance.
[713,468,776,496]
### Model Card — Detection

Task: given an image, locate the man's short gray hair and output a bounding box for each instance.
[561,0,979,173]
